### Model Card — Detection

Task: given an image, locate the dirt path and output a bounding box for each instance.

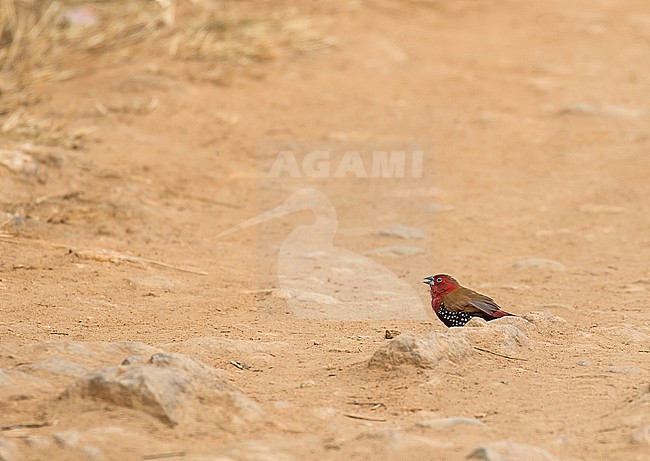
[1,1,649,460]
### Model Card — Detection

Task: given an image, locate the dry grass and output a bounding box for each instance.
[0,0,334,144]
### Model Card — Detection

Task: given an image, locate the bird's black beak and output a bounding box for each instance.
[423,276,434,285]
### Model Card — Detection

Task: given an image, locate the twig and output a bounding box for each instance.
[0,237,208,275]
[1,421,51,431]
[344,414,387,422]
[473,346,528,361]
[229,360,250,370]
[142,452,185,460]
[640,350,650,353]
[349,402,386,410]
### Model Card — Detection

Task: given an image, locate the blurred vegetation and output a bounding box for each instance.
[0,0,334,143]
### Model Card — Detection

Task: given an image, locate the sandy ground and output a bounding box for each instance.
[1,0,649,460]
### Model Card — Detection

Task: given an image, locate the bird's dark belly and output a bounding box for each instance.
[436,305,476,327]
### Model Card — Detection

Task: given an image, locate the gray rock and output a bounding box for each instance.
[468,440,558,461]
[631,425,650,445]
[513,258,565,271]
[368,246,425,257]
[376,224,425,239]
[368,333,473,369]
[62,352,263,427]
[416,417,486,429]
[0,437,16,461]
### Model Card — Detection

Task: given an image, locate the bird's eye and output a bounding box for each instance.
[436,277,443,283]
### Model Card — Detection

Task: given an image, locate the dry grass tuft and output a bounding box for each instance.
[0,0,334,144]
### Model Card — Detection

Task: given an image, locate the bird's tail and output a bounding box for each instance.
[491,309,515,318]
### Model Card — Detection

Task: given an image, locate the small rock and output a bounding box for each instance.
[605,366,641,374]
[577,360,589,366]
[299,380,316,388]
[513,258,565,271]
[368,246,425,257]
[376,224,425,240]
[416,417,486,429]
[468,440,558,461]
[631,425,650,445]
[62,352,263,427]
[385,329,401,339]
[369,333,473,370]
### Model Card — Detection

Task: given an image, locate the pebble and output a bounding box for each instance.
[376,224,425,239]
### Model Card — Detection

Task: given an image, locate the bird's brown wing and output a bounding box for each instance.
[442,287,503,316]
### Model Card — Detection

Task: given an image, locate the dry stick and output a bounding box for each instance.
[344,414,387,422]
[473,346,528,361]
[0,237,208,275]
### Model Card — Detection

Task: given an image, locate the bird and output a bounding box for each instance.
[423,274,514,327]
[218,188,429,320]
